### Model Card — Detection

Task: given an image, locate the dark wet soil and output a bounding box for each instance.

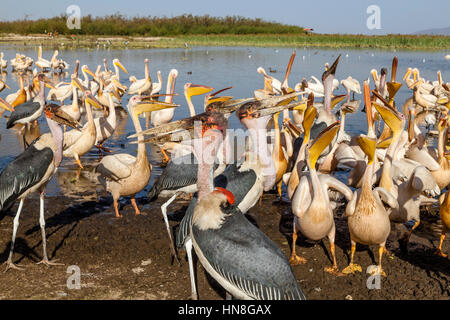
[0,190,449,300]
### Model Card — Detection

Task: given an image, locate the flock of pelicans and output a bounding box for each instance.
[0,47,449,300]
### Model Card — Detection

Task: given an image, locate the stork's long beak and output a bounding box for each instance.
[206,98,255,114]
[0,97,14,112]
[357,135,377,165]
[133,101,179,117]
[115,60,128,74]
[252,91,304,111]
[44,104,81,130]
[249,100,307,118]
[308,121,340,169]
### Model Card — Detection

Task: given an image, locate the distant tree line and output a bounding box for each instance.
[0,14,306,36]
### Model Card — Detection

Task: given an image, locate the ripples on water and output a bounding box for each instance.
[0,46,448,198]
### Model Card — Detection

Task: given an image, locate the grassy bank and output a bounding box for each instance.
[0,14,305,36]
[0,33,448,50]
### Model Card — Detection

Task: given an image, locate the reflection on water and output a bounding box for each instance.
[0,45,448,198]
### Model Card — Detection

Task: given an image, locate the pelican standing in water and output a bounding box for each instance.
[128,59,152,95]
[95,96,178,217]
[35,46,51,71]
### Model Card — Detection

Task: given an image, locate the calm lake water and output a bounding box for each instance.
[0,45,448,198]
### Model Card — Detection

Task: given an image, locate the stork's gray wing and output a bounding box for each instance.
[0,144,53,211]
[192,208,306,300]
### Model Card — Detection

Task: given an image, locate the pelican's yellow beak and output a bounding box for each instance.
[373,102,403,138]
[403,69,411,81]
[308,121,340,169]
[41,75,56,90]
[357,135,377,165]
[371,69,378,82]
[72,77,86,93]
[437,97,449,105]
[0,80,10,90]
[186,84,214,98]
[110,89,121,101]
[331,94,347,110]
[302,105,317,142]
[363,81,374,135]
[83,66,96,78]
[386,82,402,102]
[264,77,274,93]
[134,101,179,117]
[413,69,418,82]
[275,87,298,107]
[85,94,103,109]
[376,137,392,149]
[0,97,14,112]
[207,96,233,105]
[114,60,128,74]
[292,100,307,112]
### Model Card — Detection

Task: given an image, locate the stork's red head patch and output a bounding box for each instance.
[213,187,235,205]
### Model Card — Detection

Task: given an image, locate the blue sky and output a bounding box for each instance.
[2,0,449,34]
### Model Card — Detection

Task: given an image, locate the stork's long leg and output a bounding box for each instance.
[4,199,24,272]
[36,191,63,267]
[161,193,181,265]
[185,237,198,300]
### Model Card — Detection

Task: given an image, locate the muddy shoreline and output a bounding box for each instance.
[0,190,448,300]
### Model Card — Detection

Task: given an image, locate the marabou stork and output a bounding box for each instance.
[6,74,54,148]
[188,111,306,300]
[1,104,81,271]
[175,96,305,299]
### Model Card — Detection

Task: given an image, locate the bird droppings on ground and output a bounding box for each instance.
[0,192,448,299]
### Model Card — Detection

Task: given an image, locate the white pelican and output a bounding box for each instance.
[151,69,178,127]
[59,75,81,123]
[0,79,10,93]
[62,80,102,168]
[340,76,361,100]
[50,50,69,72]
[47,60,79,103]
[0,52,7,70]
[128,59,152,95]
[35,46,51,71]
[91,92,119,151]
[108,58,128,82]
